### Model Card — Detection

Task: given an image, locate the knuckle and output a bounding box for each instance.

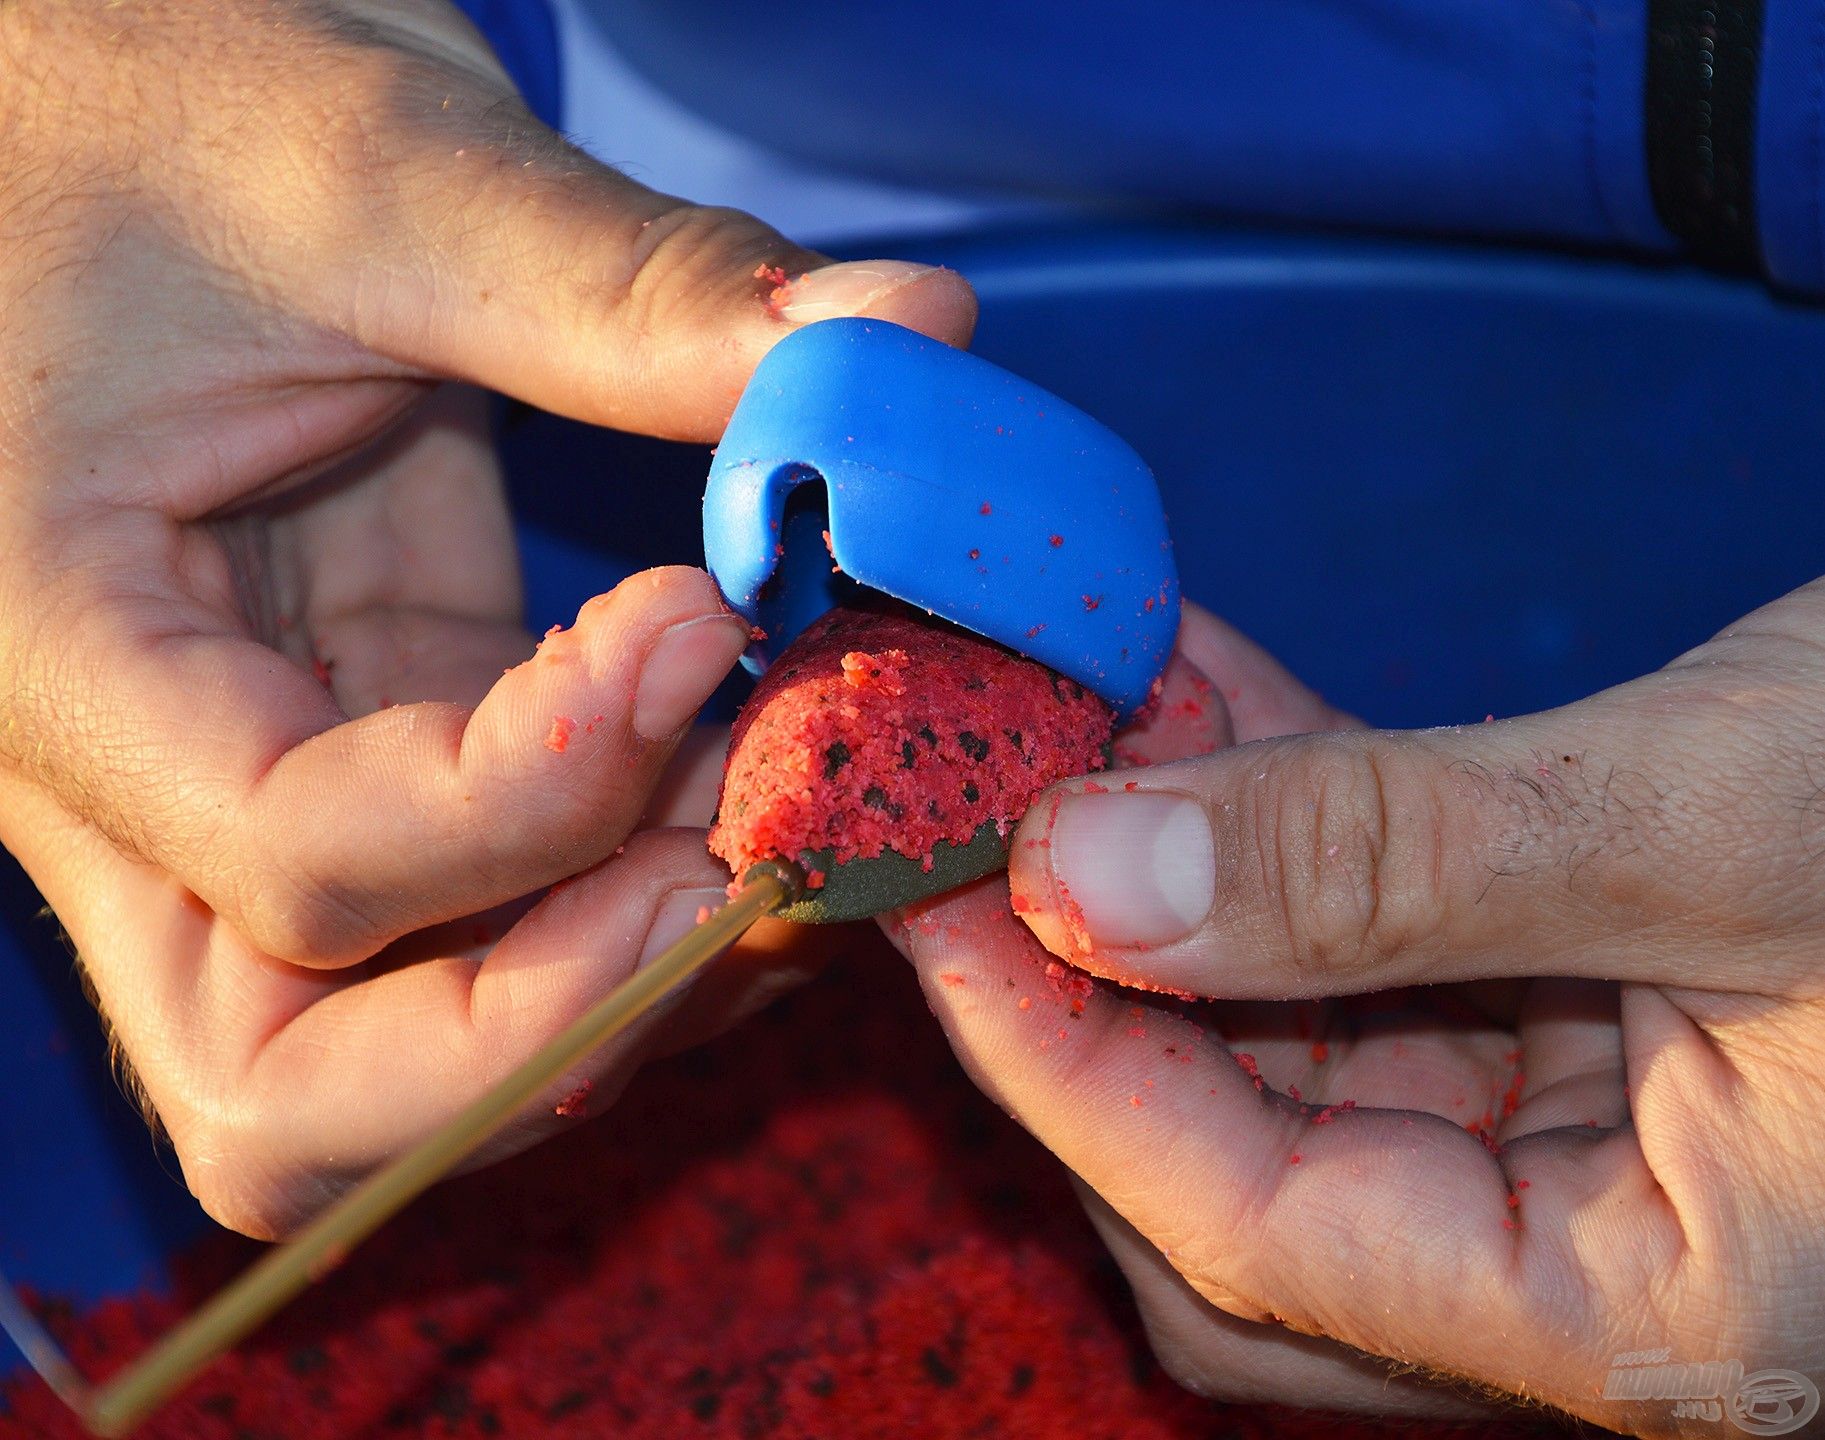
[233,860,382,967]
[1128,1283,1275,1403]
[1247,741,1448,978]
[184,1171,306,1243]
[1144,1332,1223,1400]
[611,201,779,331]
[170,1114,307,1242]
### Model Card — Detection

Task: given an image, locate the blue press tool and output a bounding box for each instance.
[702,319,1178,720]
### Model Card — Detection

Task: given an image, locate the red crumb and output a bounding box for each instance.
[1288,1153,1303,1165]
[841,648,909,697]
[1048,535,1063,547]
[1515,1179,1531,1190]
[310,655,333,687]
[1233,1052,1265,1093]
[968,548,981,561]
[545,715,576,753]
[694,905,714,925]
[1081,781,1108,794]
[553,1080,592,1118]
[709,608,1112,880]
[763,272,805,315]
[979,502,992,515]
[1017,996,1032,1010]
[1310,1041,1329,1064]
[805,867,827,889]
[753,263,788,286]
[938,972,967,988]
[1042,961,1096,1005]
[1081,595,1102,612]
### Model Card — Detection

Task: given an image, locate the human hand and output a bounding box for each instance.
[0,0,973,1237]
[889,590,1825,1435]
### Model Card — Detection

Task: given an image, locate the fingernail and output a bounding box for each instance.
[639,886,730,967]
[634,615,750,741]
[774,260,942,323]
[1046,791,1216,947]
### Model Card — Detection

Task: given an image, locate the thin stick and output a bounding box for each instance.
[0,1266,95,1416]
[72,862,801,1438]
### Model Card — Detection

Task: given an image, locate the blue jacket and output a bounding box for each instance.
[463,0,1824,295]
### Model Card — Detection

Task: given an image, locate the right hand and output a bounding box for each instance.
[896,589,1825,1433]
[0,0,974,1237]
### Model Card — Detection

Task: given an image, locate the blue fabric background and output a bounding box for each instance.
[575,0,1825,294]
[450,0,561,129]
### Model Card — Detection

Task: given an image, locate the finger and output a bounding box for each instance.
[6,758,827,1235]
[639,909,843,1060]
[22,805,743,1238]
[1173,602,1361,742]
[888,879,1682,1425]
[1076,1185,1496,1418]
[277,382,527,717]
[20,560,749,966]
[1502,979,1628,1136]
[175,9,977,442]
[231,832,726,1183]
[1008,684,1792,998]
[1110,650,1235,769]
[642,724,731,829]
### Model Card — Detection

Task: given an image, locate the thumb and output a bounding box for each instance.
[1008,706,1741,998]
[243,20,977,441]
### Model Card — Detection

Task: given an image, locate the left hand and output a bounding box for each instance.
[0,0,968,1238]
[886,590,1825,1432]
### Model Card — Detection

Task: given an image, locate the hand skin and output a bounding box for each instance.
[888,592,1825,1436]
[0,0,974,1239]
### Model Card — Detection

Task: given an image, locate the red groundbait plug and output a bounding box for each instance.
[710,604,1113,922]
